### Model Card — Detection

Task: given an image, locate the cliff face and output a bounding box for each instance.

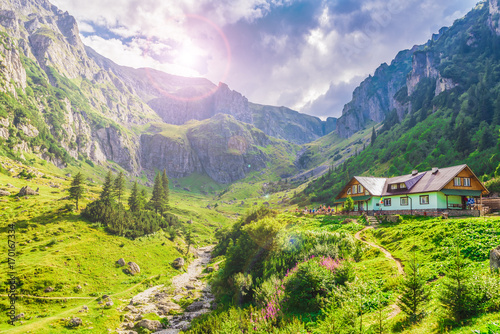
[0,0,309,183]
[335,22,463,138]
[250,103,335,144]
[139,114,290,184]
[87,48,330,144]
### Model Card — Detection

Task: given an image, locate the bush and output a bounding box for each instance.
[284,260,335,313]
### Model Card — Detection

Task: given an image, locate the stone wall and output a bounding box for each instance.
[368,209,480,217]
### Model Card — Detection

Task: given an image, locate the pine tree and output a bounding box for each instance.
[161,169,169,210]
[397,250,429,322]
[100,171,114,204]
[128,181,140,212]
[68,172,85,211]
[139,189,148,210]
[114,171,126,202]
[439,246,474,323]
[371,127,377,146]
[455,124,471,156]
[150,172,164,214]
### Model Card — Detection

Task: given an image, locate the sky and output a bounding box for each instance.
[51,0,479,119]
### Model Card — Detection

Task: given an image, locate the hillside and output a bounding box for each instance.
[300,0,500,204]
[0,0,332,187]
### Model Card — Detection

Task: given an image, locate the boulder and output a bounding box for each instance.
[136,319,163,331]
[172,257,185,269]
[18,186,38,196]
[68,317,82,327]
[186,301,205,312]
[490,246,500,272]
[0,190,10,196]
[127,262,140,275]
[116,258,126,266]
[44,286,54,293]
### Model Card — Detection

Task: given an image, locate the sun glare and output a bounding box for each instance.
[175,41,203,70]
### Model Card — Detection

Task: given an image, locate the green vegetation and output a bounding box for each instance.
[189,213,500,334]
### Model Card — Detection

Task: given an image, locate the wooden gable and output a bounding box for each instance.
[336,177,370,199]
[442,166,488,194]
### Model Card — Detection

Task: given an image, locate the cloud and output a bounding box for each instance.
[52,0,479,119]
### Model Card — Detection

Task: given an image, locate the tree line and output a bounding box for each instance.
[68,169,180,239]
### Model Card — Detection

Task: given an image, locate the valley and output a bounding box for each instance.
[0,0,500,333]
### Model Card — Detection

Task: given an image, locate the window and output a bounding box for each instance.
[391,184,398,190]
[400,197,408,206]
[400,183,407,189]
[384,198,391,206]
[420,195,429,205]
[358,185,363,193]
[463,178,471,187]
[454,177,461,186]
[365,190,369,195]
[352,185,357,194]
[347,188,351,195]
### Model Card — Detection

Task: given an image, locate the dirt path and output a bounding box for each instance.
[118,245,215,334]
[355,224,404,319]
[355,226,404,275]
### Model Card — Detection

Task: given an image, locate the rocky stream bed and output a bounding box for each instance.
[117,245,215,334]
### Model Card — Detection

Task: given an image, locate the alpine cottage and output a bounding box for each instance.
[334,164,489,217]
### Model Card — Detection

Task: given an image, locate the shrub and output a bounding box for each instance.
[284,259,336,313]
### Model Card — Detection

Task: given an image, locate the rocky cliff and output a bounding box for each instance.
[335,21,463,138]
[0,0,312,183]
[139,114,295,183]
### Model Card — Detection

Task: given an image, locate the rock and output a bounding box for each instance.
[116,258,126,266]
[102,294,109,299]
[0,190,10,196]
[105,301,113,307]
[127,262,140,275]
[76,285,82,290]
[136,319,163,331]
[206,267,214,273]
[17,186,38,196]
[185,284,195,290]
[186,301,205,312]
[66,173,71,177]
[172,257,185,269]
[491,246,500,272]
[82,305,88,310]
[13,313,24,321]
[6,184,15,188]
[68,317,82,327]
[44,286,54,293]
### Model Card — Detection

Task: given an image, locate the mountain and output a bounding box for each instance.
[86,46,335,145]
[300,0,500,204]
[0,0,330,183]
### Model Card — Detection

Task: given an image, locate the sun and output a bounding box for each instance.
[175,41,203,70]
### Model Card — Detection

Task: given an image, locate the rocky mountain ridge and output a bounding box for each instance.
[0,0,326,183]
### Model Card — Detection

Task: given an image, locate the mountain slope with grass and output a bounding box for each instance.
[299,0,500,205]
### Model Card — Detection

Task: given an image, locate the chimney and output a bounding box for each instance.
[412,170,418,176]
[432,167,439,174]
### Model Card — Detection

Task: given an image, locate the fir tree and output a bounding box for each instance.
[128,181,140,212]
[150,172,165,214]
[371,126,377,146]
[397,250,429,322]
[68,172,85,211]
[439,246,475,323]
[100,171,114,204]
[161,169,169,210]
[139,189,148,210]
[455,124,471,156]
[114,171,126,202]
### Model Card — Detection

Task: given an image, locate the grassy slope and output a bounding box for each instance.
[362,216,500,333]
[0,153,237,333]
